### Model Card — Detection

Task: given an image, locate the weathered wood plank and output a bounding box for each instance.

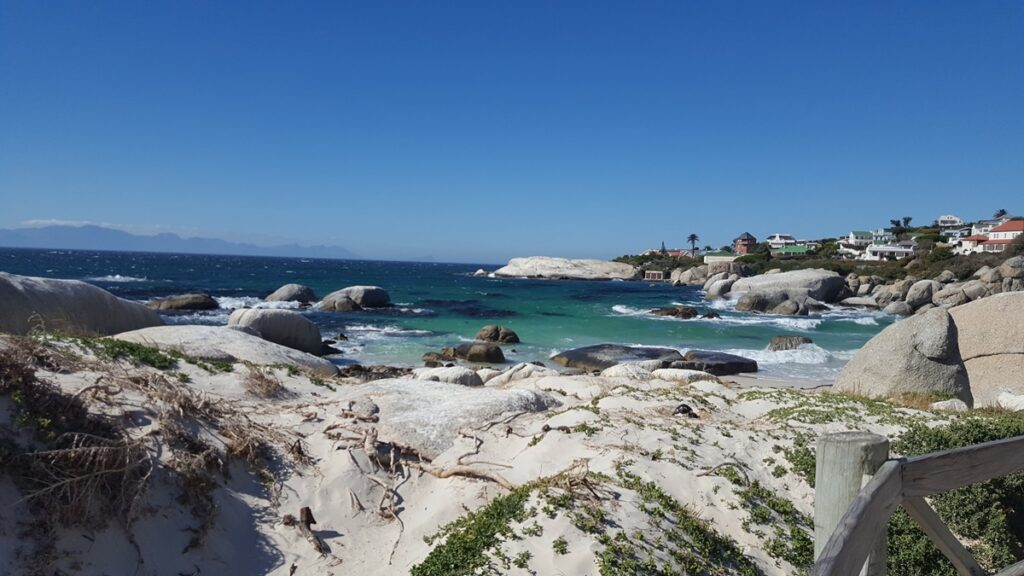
[993,558,1024,576]
[814,432,891,575]
[902,497,985,576]
[903,435,1024,497]
[812,460,903,576]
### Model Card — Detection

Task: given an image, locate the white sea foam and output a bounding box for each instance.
[214,297,300,310]
[611,304,650,316]
[345,324,433,338]
[706,315,824,331]
[87,274,147,283]
[722,344,835,365]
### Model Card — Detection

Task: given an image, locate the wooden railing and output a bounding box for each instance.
[812,432,1024,576]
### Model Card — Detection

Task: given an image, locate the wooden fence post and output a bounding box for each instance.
[814,431,891,576]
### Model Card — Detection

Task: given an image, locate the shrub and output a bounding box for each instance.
[887,415,1024,575]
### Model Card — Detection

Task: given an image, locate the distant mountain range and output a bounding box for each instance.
[0,225,360,260]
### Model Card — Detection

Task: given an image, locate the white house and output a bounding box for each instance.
[941,227,971,240]
[872,228,894,244]
[842,231,873,247]
[955,235,989,255]
[981,219,1024,253]
[936,214,964,228]
[765,233,797,249]
[971,216,1012,237]
[860,244,915,261]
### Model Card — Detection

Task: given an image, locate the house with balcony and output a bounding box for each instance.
[871,228,894,245]
[981,219,1024,253]
[765,233,798,250]
[860,244,915,261]
[733,232,757,255]
[971,216,1014,237]
[936,214,965,228]
[843,231,873,247]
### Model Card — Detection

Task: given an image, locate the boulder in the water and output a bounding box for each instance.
[768,336,813,351]
[265,283,317,304]
[550,344,684,372]
[227,308,323,356]
[147,293,219,311]
[475,325,520,343]
[670,350,758,376]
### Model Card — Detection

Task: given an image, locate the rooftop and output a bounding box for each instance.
[991,219,1024,233]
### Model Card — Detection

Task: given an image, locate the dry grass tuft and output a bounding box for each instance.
[243,364,285,398]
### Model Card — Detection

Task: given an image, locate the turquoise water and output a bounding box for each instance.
[1,248,892,382]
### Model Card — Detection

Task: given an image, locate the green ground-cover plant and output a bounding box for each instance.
[887,414,1024,575]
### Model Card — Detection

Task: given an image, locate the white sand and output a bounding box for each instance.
[0,340,946,575]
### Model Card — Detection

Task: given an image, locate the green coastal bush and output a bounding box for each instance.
[887,414,1024,575]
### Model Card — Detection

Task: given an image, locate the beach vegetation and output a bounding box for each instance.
[888,414,1024,575]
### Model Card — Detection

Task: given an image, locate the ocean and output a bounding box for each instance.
[0,248,891,382]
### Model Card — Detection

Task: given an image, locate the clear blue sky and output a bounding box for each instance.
[1,1,1022,263]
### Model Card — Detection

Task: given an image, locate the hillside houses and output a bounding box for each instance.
[955,218,1024,255]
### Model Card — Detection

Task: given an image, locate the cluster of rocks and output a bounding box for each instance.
[669,261,751,287]
[839,256,1024,317]
[650,306,720,320]
[549,343,758,376]
[422,325,521,367]
[835,291,1024,409]
[493,256,639,281]
[697,268,847,316]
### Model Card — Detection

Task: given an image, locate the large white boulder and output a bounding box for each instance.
[949,292,1024,406]
[337,379,560,458]
[727,269,846,303]
[486,362,561,387]
[0,272,163,336]
[227,308,323,355]
[265,283,317,303]
[494,257,638,281]
[113,325,338,376]
[413,366,484,387]
[322,285,391,308]
[834,308,970,403]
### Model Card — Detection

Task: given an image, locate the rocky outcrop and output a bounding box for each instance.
[706,275,740,300]
[835,308,970,404]
[322,286,391,308]
[671,266,707,286]
[905,280,940,309]
[768,336,812,351]
[948,292,1024,406]
[318,294,361,312]
[351,379,560,459]
[454,342,505,364]
[494,257,638,281]
[147,293,219,311]
[728,269,845,303]
[670,350,758,375]
[0,272,163,336]
[475,325,520,343]
[413,366,484,387]
[486,362,560,387]
[265,284,317,304]
[227,309,323,356]
[883,301,913,317]
[114,325,338,376]
[551,344,683,372]
[651,306,698,319]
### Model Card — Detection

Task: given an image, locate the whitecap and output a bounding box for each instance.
[611,304,650,316]
[213,296,301,310]
[87,274,147,283]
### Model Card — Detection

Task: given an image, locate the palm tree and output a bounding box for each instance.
[687,234,699,255]
[995,208,1008,219]
[902,216,913,228]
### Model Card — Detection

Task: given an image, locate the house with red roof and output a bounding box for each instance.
[955,219,1023,254]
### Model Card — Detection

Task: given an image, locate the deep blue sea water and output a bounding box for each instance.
[0,248,893,382]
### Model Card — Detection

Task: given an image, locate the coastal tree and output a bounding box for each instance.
[659,241,667,255]
[687,234,699,254]
[902,216,913,228]
[995,208,1008,219]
